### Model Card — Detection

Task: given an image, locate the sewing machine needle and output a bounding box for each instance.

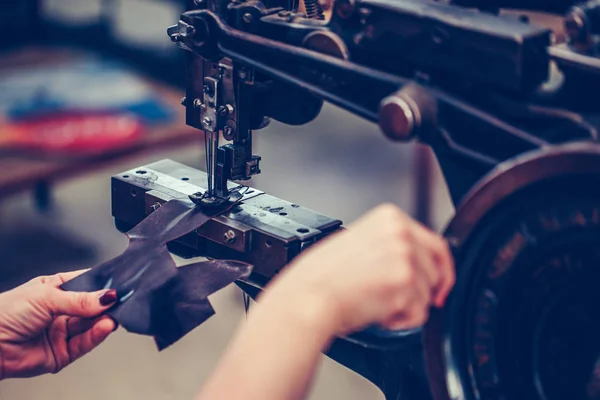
[206,131,213,196]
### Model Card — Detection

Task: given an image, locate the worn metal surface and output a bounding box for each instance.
[170,5,600,205]
[111,159,342,279]
[161,0,600,398]
[425,142,600,400]
[113,159,434,400]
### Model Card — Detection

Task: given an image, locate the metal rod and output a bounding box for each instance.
[414,145,433,229]
[207,131,214,196]
[213,131,220,194]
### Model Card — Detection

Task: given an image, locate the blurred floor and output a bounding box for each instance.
[0,103,453,400]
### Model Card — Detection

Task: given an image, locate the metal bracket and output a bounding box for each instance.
[218,60,238,140]
[198,60,239,136]
[201,76,219,132]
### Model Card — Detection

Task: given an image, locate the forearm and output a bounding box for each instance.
[196,290,336,400]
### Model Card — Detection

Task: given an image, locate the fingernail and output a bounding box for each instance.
[99,289,118,306]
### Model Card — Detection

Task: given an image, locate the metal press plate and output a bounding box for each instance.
[111,159,343,276]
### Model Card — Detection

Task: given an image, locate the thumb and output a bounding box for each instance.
[46,289,118,318]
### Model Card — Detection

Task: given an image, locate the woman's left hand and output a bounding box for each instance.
[0,270,118,380]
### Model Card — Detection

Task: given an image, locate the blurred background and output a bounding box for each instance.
[0,1,453,399]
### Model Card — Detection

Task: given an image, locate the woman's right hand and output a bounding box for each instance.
[262,203,455,336]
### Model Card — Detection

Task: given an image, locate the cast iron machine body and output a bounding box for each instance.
[113,0,600,399]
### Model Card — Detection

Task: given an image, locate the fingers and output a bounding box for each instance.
[24,269,91,288]
[48,316,118,373]
[433,240,455,307]
[53,269,91,286]
[411,261,433,312]
[384,261,431,331]
[67,316,118,339]
[409,236,440,298]
[383,307,429,331]
[45,289,118,318]
[68,317,116,363]
[67,317,95,338]
[422,235,454,307]
[381,285,430,330]
[402,218,455,307]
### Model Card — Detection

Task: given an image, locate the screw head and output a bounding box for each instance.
[219,104,234,116]
[238,69,247,79]
[180,96,187,106]
[224,230,237,244]
[202,117,212,127]
[243,13,254,24]
[224,126,233,137]
[193,98,203,108]
[194,0,204,6]
[150,202,162,212]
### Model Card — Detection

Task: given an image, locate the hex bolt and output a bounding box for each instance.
[224,230,237,244]
[150,202,162,212]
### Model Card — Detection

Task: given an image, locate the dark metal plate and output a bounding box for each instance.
[111,159,342,279]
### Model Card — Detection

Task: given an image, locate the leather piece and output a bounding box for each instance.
[152,259,253,350]
[61,199,254,350]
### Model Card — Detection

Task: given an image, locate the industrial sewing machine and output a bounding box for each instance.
[111,0,600,399]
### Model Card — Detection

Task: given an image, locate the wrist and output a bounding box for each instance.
[257,285,339,348]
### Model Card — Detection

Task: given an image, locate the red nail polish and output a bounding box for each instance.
[99,289,118,306]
